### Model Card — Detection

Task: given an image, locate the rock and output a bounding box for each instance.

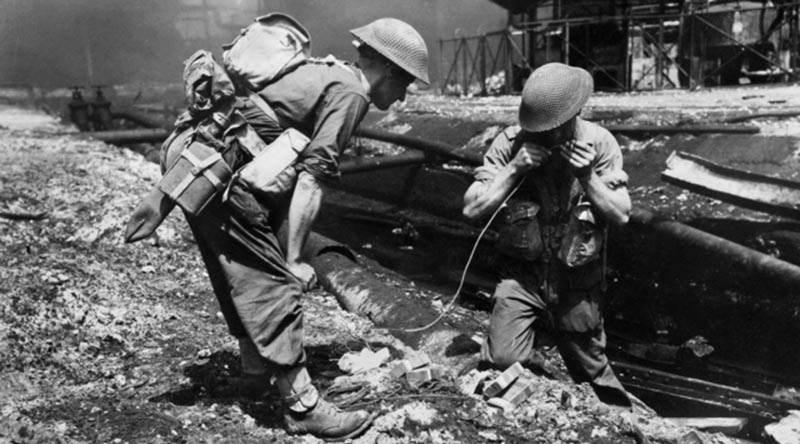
[337,347,391,374]
[765,410,800,444]
[457,369,491,396]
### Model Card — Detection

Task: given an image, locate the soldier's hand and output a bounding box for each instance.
[287,261,317,291]
[560,140,596,177]
[511,142,550,173]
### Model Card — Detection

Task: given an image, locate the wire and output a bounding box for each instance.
[391,177,527,333]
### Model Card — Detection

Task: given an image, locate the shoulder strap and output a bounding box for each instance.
[246,90,279,124]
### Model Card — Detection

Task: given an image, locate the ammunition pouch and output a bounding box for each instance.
[157,139,233,217]
[495,200,544,261]
[557,201,604,268]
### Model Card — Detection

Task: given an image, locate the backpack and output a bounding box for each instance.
[125,13,313,242]
[222,13,312,91]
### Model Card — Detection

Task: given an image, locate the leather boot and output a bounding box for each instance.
[277,366,373,441]
[284,397,373,442]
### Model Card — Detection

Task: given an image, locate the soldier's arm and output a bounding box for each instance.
[561,138,630,226]
[286,170,321,289]
[577,171,630,226]
[464,133,549,220]
[286,90,369,288]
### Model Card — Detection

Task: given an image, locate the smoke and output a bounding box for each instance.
[0,0,506,88]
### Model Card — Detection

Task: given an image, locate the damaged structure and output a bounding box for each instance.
[441,0,800,93]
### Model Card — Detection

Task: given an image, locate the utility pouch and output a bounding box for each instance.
[557,201,604,268]
[495,200,544,261]
[233,127,309,203]
[157,140,233,217]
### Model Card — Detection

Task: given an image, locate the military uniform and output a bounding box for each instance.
[183,59,369,370]
[475,118,631,405]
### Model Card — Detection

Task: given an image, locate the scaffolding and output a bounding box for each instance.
[440,0,800,94]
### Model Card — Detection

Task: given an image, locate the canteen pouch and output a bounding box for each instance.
[495,200,544,261]
[557,201,604,268]
[157,140,232,217]
[234,127,310,203]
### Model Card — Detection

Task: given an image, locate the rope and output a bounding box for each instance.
[390,177,527,333]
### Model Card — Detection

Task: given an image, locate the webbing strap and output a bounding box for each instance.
[169,148,225,201]
[247,90,279,124]
[236,123,270,158]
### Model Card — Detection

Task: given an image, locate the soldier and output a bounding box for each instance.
[184,18,429,440]
[463,63,632,406]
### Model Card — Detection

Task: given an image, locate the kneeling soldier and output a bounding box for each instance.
[463,63,632,406]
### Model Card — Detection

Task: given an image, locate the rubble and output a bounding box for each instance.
[765,410,800,444]
[337,347,391,374]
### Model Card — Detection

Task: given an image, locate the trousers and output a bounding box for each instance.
[481,278,630,406]
[187,187,306,370]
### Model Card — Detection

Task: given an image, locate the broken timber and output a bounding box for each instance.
[662,150,800,220]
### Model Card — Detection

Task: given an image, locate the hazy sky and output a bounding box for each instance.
[0,0,506,88]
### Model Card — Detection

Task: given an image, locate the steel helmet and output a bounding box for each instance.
[350,18,430,85]
[519,63,593,133]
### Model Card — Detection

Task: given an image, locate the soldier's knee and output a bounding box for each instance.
[486,343,525,369]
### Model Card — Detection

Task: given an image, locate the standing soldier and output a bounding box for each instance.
[463,63,632,407]
[181,18,429,440]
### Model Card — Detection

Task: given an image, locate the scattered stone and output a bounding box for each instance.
[457,369,491,396]
[407,352,431,370]
[487,397,514,413]
[390,359,413,379]
[765,410,800,444]
[337,347,391,374]
[483,362,524,398]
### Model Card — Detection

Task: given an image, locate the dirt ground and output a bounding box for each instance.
[3,80,799,444]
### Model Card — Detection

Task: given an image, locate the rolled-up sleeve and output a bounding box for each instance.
[590,128,628,189]
[474,126,519,183]
[296,91,369,182]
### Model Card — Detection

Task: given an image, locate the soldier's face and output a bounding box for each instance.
[371,66,414,110]
[536,116,577,148]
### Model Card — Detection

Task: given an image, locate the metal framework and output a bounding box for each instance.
[441,1,800,94]
[439,30,532,95]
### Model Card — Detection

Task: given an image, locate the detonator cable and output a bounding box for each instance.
[392,177,526,333]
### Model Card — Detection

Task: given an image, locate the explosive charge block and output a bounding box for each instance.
[487,397,514,413]
[406,364,446,387]
[501,377,537,408]
[482,362,525,398]
[408,353,431,369]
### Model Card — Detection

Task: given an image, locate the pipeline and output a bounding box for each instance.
[605,124,760,136]
[111,109,174,130]
[358,127,484,165]
[339,151,427,174]
[79,128,170,145]
[302,233,467,349]
[630,207,800,292]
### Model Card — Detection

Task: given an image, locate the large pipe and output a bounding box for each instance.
[358,127,484,165]
[605,124,760,136]
[302,233,463,349]
[339,151,427,174]
[80,128,170,145]
[112,109,173,130]
[630,207,800,292]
